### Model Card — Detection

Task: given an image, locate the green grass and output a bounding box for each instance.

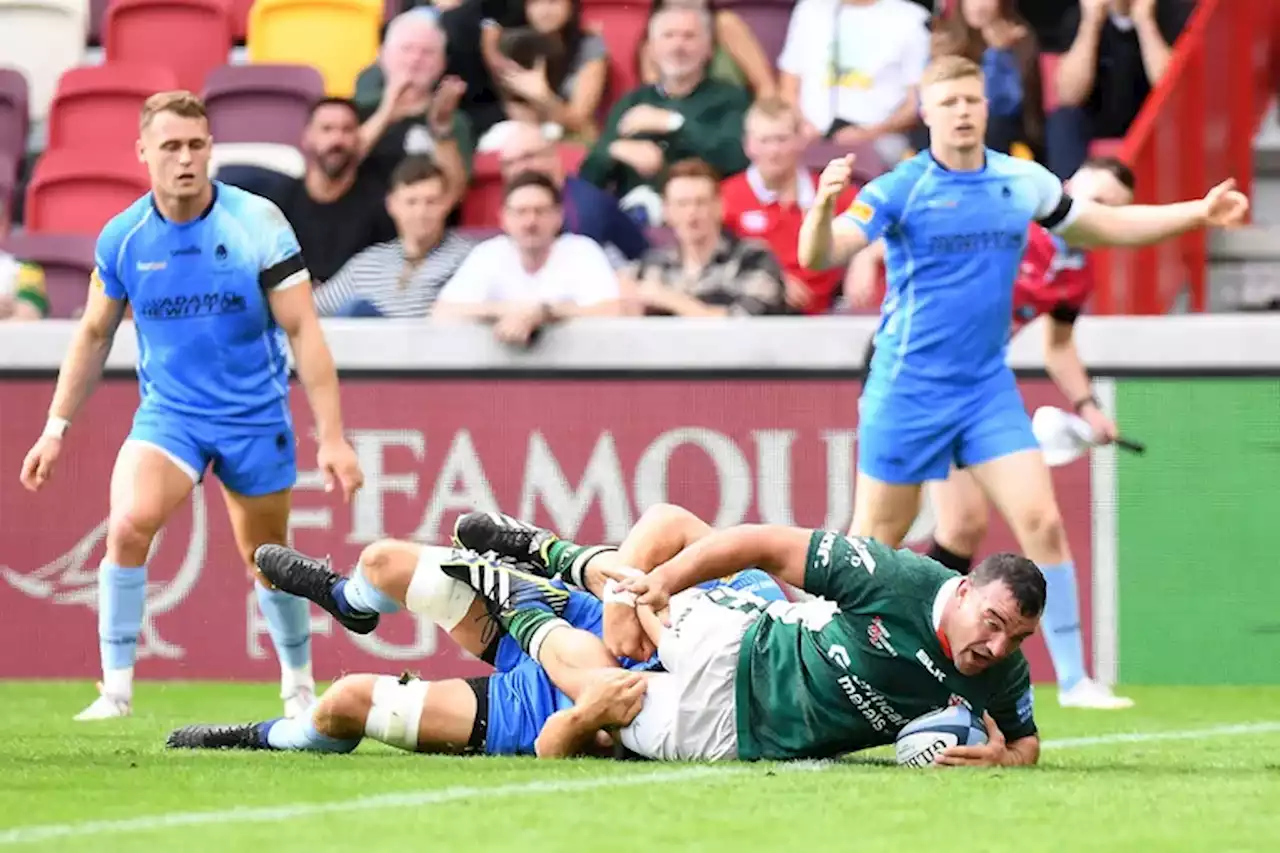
[2,682,1279,852]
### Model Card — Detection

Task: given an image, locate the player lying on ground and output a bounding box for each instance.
[798,55,1247,711]
[846,157,1138,709]
[167,505,783,756]
[18,90,363,721]
[440,516,1045,766]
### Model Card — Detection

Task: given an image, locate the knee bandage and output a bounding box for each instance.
[404,546,476,632]
[364,676,431,751]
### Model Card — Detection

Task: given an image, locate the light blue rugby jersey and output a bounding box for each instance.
[841,150,1079,388]
[92,182,310,426]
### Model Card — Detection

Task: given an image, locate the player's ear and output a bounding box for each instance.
[136,138,146,165]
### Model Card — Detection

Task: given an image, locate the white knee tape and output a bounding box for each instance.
[404,546,476,632]
[364,676,430,751]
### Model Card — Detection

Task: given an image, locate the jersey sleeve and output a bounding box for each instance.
[1026,161,1079,235]
[837,172,907,244]
[255,199,310,291]
[801,530,891,610]
[92,223,129,301]
[985,652,1038,742]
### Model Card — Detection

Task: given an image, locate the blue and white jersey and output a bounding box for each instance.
[840,150,1078,389]
[93,182,310,426]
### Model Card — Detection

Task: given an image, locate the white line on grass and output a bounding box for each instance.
[1,722,1276,845]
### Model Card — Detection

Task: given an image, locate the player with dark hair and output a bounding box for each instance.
[798,54,1247,712]
[440,512,1046,766]
[18,90,364,721]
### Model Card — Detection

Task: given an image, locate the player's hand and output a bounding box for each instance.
[317,438,364,502]
[618,572,672,612]
[1080,403,1119,445]
[936,713,1009,767]
[428,76,467,134]
[19,435,62,492]
[1202,179,1250,228]
[604,603,657,662]
[816,155,856,207]
[578,671,648,729]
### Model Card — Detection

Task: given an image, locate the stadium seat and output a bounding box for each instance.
[204,64,325,146]
[24,147,149,234]
[722,2,791,66]
[48,64,181,152]
[105,0,235,93]
[247,0,382,98]
[0,0,89,120]
[0,153,15,231]
[88,0,107,43]
[582,3,650,110]
[0,68,29,164]
[0,230,95,317]
[208,141,305,178]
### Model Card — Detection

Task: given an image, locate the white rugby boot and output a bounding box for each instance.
[1058,677,1135,709]
[283,684,317,719]
[74,684,132,721]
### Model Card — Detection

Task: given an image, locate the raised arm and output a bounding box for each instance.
[799,156,880,271]
[1061,179,1249,248]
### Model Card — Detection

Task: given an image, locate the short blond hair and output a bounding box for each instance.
[920,55,984,87]
[746,96,801,134]
[140,90,207,131]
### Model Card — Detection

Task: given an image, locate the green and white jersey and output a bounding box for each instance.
[727,530,1037,761]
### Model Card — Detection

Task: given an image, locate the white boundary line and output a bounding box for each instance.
[1090,377,1120,687]
[2,722,1278,846]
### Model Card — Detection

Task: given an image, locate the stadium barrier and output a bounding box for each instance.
[0,317,1276,685]
[1093,0,1280,315]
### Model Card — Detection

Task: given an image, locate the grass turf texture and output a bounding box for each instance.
[2,682,1278,852]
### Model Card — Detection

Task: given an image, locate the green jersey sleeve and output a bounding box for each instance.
[802,530,896,610]
[984,652,1037,743]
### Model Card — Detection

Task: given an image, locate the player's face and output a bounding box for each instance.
[138,112,212,200]
[304,104,360,179]
[387,177,448,244]
[502,184,563,253]
[744,113,802,183]
[663,176,721,244]
[1067,167,1134,208]
[948,579,1039,675]
[921,76,988,153]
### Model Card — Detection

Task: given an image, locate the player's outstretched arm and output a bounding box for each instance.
[938,714,1040,767]
[622,524,810,610]
[1062,178,1249,248]
[535,671,647,759]
[269,283,363,499]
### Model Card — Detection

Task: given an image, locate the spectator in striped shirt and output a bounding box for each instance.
[620,158,787,316]
[313,157,473,318]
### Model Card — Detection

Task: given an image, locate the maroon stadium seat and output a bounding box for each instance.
[89,0,109,44]
[0,230,97,317]
[204,64,325,146]
[582,3,650,111]
[48,64,181,152]
[0,153,15,232]
[24,147,150,235]
[105,0,235,93]
[0,68,30,166]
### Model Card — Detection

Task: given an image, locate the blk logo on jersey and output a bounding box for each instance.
[137,292,248,320]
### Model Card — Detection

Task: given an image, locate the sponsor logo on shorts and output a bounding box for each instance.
[867,617,896,656]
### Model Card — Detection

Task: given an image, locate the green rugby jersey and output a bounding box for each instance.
[726,531,1036,760]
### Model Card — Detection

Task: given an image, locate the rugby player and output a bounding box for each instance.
[847,157,1137,708]
[166,505,784,756]
[440,517,1046,766]
[18,91,364,720]
[797,55,1247,712]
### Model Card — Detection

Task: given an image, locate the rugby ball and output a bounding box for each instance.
[895,705,988,767]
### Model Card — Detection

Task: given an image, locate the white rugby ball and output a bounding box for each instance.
[895,705,988,767]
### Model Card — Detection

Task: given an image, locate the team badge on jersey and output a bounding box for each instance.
[868,616,897,656]
[847,201,875,224]
[90,268,105,290]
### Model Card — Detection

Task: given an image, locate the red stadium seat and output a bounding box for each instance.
[0,68,29,167]
[24,148,150,235]
[203,64,325,146]
[460,143,588,228]
[0,230,96,317]
[105,0,235,93]
[582,4,650,110]
[1040,53,1061,114]
[48,64,181,152]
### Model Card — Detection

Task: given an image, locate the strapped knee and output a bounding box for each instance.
[364,675,431,751]
[404,546,476,631]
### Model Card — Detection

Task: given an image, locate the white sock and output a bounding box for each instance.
[281,662,315,697]
[102,666,133,700]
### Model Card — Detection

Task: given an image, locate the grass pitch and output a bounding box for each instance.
[2,682,1278,852]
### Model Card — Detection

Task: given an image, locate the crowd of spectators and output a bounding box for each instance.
[1,0,1198,329]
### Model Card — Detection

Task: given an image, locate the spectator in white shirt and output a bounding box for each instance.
[435,171,621,345]
[779,0,931,165]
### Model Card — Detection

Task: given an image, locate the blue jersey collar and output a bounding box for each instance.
[927,149,988,177]
[151,182,218,223]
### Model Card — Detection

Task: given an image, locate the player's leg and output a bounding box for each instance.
[77,434,200,720]
[925,469,990,574]
[960,377,1132,709]
[220,484,317,716]
[167,673,484,755]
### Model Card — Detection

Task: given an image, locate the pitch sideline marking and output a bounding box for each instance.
[2,722,1278,845]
